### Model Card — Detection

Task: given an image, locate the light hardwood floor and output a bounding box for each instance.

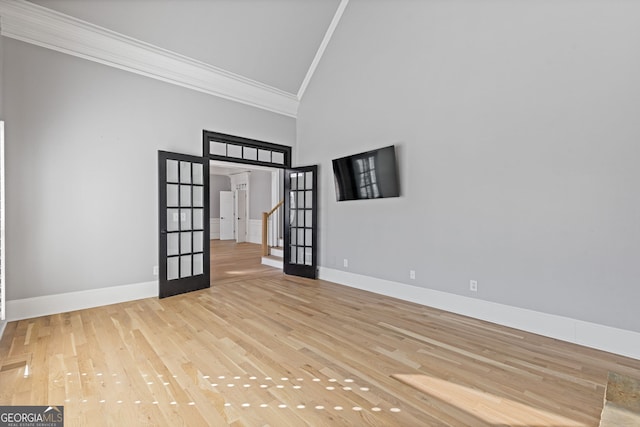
[1,240,639,426]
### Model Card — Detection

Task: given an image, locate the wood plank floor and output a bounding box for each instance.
[1,240,640,426]
[210,240,281,283]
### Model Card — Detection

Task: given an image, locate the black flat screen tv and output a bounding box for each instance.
[332,145,400,201]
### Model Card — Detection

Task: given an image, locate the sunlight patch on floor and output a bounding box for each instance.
[392,373,585,426]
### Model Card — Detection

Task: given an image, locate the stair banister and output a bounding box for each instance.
[262,199,284,256]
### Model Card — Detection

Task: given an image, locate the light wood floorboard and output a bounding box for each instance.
[1,240,639,426]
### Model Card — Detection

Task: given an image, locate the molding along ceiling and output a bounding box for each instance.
[0,0,349,117]
[297,0,349,100]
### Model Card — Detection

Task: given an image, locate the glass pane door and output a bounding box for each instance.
[158,151,209,298]
[284,165,318,279]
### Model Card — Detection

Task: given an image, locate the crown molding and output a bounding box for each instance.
[298,0,349,100]
[0,0,299,117]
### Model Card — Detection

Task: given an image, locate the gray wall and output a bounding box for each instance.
[297,0,640,332]
[209,171,272,220]
[209,174,231,219]
[249,170,273,219]
[3,38,295,300]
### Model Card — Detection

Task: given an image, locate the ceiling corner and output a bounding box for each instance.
[297,0,350,101]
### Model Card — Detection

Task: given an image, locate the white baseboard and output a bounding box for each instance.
[270,247,284,258]
[319,267,640,361]
[261,256,283,269]
[0,320,6,341]
[5,281,157,322]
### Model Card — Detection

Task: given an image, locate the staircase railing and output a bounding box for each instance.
[262,199,284,256]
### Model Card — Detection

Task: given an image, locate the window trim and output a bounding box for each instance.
[203,130,292,169]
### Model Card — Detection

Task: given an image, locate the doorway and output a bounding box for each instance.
[202,130,318,280]
[209,160,282,278]
[218,189,247,242]
[157,130,318,298]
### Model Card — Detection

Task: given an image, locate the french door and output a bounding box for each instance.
[158,151,210,298]
[284,165,318,279]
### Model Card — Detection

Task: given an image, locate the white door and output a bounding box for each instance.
[220,191,234,240]
[235,189,247,243]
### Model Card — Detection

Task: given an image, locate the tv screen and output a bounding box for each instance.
[332,145,400,201]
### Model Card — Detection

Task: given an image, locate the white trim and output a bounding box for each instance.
[270,171,282,247]
[248,219,262,244]
[0,0,299,117]
[297,0,349,100]
[261,256,283,269]
[210,218,220,240]
[270,247,283,258]
[5,281,157,322]
[319,267,640,361]
[0,321,6,341]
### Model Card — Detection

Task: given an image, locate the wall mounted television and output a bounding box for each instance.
[332,145,400,201]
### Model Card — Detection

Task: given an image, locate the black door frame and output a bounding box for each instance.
[203,130,292,169]
[158,151,210,298]
[202,130,318,280]
[283,165,319,279]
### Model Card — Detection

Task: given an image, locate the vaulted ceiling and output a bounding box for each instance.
[29,0,343,96]
[0,0,348,117]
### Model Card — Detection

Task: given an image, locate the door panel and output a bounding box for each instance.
[284,165,318,279]
[236,189,247,243]
[158,151,209,298]
[219,191,234,240]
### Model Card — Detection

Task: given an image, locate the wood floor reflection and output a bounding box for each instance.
[210,239,280,283]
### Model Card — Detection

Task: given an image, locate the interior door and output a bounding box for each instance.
[284,165,318,279]
[158,151,210,298]
[220,191,234,240]
[235,189,247,243]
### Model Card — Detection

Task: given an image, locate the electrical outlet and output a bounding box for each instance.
[343,259,349,268]
[470,280,478,292]
[410,270,416,280]
[153,265,159,276]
